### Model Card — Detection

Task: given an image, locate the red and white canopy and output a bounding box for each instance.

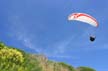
[68,13,98,27]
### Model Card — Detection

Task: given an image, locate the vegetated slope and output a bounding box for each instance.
[0,42,96,71]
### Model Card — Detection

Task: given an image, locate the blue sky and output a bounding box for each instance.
[0,0,108,71]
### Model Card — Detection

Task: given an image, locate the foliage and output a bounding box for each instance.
[0,48,24,63]
[0,42,6,49]
[0,42,96,71]
[0,42,42,71]
[59,62,75,71]
[77,66,96,71]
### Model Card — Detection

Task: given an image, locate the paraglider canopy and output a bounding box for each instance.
[68,13,98,27]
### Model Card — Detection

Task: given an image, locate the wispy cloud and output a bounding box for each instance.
[53,36,76,53]
[8,15,43,53]
[47,55,79,59]
[43,35,80,59]
[17,33,42,53]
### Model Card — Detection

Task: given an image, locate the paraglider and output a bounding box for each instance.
[68,13,98,42]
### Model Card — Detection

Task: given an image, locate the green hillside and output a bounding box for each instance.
[0,42,96,71]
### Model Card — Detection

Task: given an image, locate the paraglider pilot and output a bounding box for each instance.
[90,36,96,42]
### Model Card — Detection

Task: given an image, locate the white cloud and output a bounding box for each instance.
[8,15,43,53]
[47,55,79,59]
[42,35,80,58]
